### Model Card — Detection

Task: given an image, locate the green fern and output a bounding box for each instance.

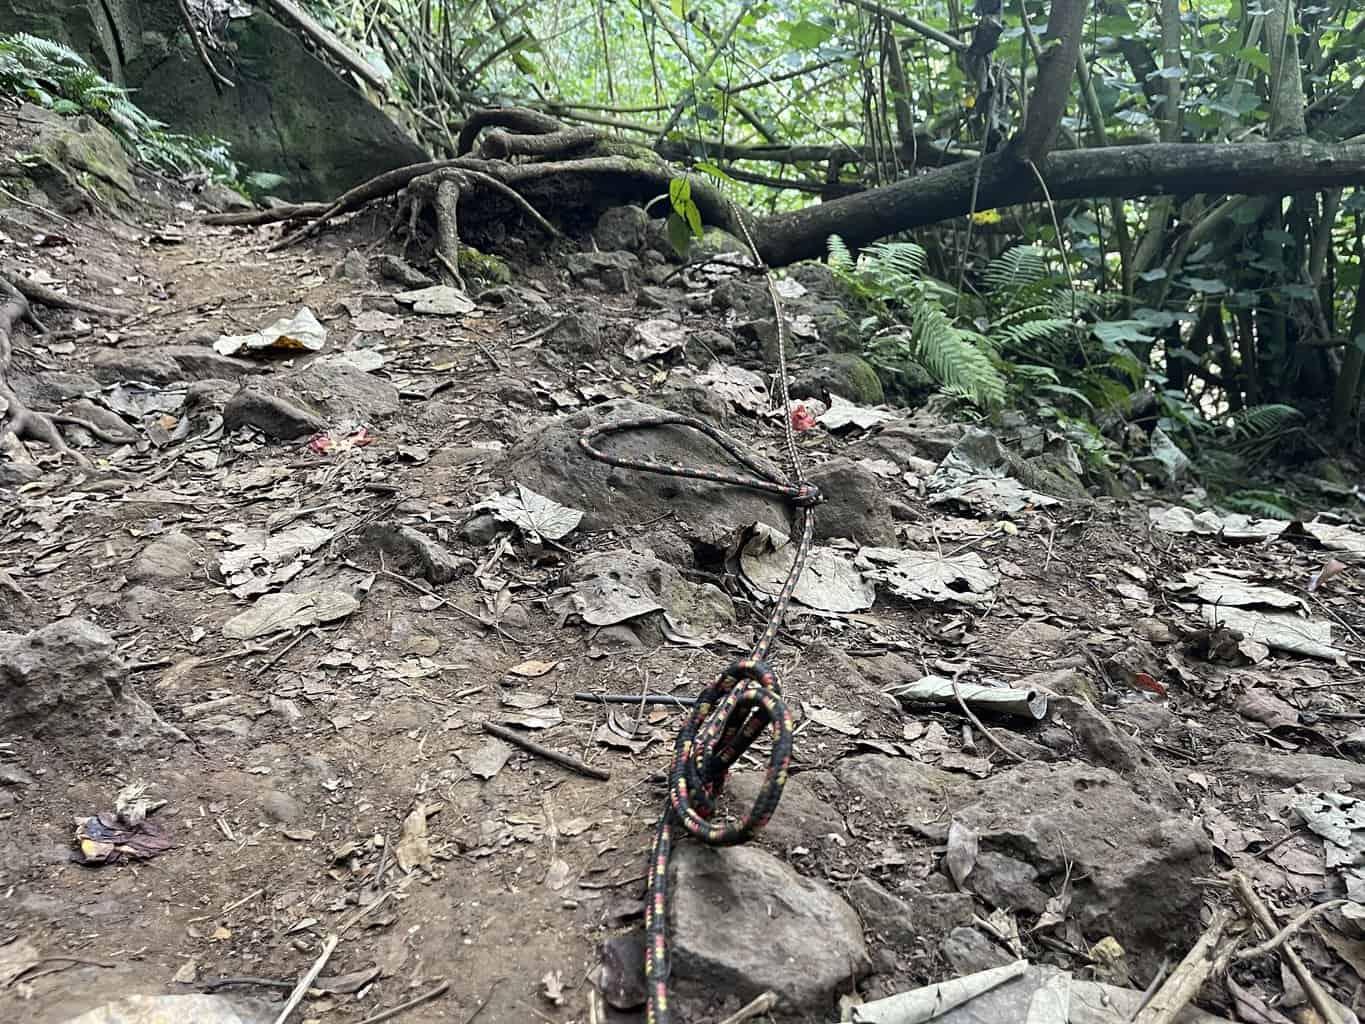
[1221,490,1297,520]
[827,234,854,273]
[1231,404,1303,438]
[0,32,239,181]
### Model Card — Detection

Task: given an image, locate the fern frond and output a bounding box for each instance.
[1231,404,1303,438]
[984,244,1049,296]
[911,299,1007,408]
[1221,490,1297,520]
[858,240,927,280]
[827,234,853,274]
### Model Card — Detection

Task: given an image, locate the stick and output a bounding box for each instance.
[461,979,503,1024]
[353,980,450,1024]
[572,692,697,707]
[1228,872,1346,1024]
[950,676,1026,763]
[1235,899,1347,961]
[271,934,338,1024]
[1132,907,1236,1024]
[482,722,611,781]
[717,991,779,1024]
[174,0,235,92]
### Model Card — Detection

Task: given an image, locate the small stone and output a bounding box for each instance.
[593,206,649,252]
[258,789,302,823]
[333,248,370,280]
[940,926,1014,975]
[223,388,326,440]
[805,458,897,546]
[359,522,467,584]
[461,512,501,545]
[967,851,1049,913]
[669,843,867,1012]
[129,530,204,584]
[846,878,975,948]
[792,353,885,406]
[162,345,263,381]
[566,251,640,293]
[373,254,436,288]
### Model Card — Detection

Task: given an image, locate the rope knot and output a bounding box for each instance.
[791,483,823,508]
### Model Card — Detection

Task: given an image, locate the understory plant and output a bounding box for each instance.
[0,32,238,181]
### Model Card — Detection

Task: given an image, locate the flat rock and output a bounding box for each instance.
[1222,743,1365,789]
[669,843,867,1012]
[129,530,205,584]
[291,358,400,425]
[806,457,896,545]
[61,993,270,1024]
[724,769,846,850]
[953,763,1211,971]
[0,618,186,754]
[834,755,969,837]
[89,348,184,385]
[594,206,649,252]
[359,522,467,584]
[161,345,264,380]
[845,877,975,949]
[223,388,325,439]
[504,400,793,544]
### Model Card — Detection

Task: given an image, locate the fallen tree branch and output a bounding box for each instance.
[754,140,1365,265]
[175,0,235,93]
[2,265,133,318]
[202,202,329,227]
[260,0,387,93]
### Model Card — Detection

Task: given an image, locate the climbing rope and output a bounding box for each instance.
[577,208,818,1024]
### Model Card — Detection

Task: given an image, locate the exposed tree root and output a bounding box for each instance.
[203,202,329,227]
[1,265,134,319]
[266,110,736,258]
[0,273,135,467]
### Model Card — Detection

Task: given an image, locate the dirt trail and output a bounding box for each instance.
[2,189,1364,1024]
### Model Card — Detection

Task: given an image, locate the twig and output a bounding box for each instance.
[1132,908,1237,1024]
[482,722,611,780]
[353,979,450,1024]
[271,934,338,1024]
[174,0,235,92]
[253,627,317,678]
[717,991,780,1024]
[201,976,294,992]
[461,979,503,1024]
[950,676,1026,762]
[1235,898,1348,961]
[337,891,392,936]
[1228,872,1346,1024]
[343,559,520,642]
[1123,958,1170,1022]
[572,691,697,707]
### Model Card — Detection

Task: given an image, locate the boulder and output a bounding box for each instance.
[669,843,867,1012]
[504,400,794,545]
[805,457,897,546]
[0,618,186,754]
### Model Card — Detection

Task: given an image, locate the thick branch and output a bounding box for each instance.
[260,0,387,93]
[1013,0,1088,162]
[755,141,1365,266]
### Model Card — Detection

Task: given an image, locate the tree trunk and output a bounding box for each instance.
[754,141,1365,266]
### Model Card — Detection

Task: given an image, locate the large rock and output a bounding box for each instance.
[17,103,136,210]
[669,843,867,1012]
[505,400,794,545]
[0,1,430,201]
[724,769,846,851]
[806,457,896,546]
[834,755,969,836]
[61,993,270,1024]
[846,877,975,949]
[129,529,206,584]
[0,618,185,753]
[953,764,1211,970]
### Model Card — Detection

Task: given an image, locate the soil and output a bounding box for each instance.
[3,120,1365,1024]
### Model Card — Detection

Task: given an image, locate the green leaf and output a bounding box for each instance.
[511,51,537,76]
[1092,320,1154,345]
[1181,276,1228,294]
[783,18,834,50]
[668,176,691,213]
[670,0,685,17]
[693,160,732,184]
[666,212,693,259]
[1236,46,1271,74]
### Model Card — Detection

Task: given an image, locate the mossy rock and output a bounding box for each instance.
[458,247,511,285]
[17,103,137,211]
[792,353,886,406]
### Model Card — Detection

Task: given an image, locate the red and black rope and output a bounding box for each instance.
[578,410,819,1024]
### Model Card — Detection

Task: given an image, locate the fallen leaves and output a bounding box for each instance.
[475,483,583,542]
[222,589,360,639]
